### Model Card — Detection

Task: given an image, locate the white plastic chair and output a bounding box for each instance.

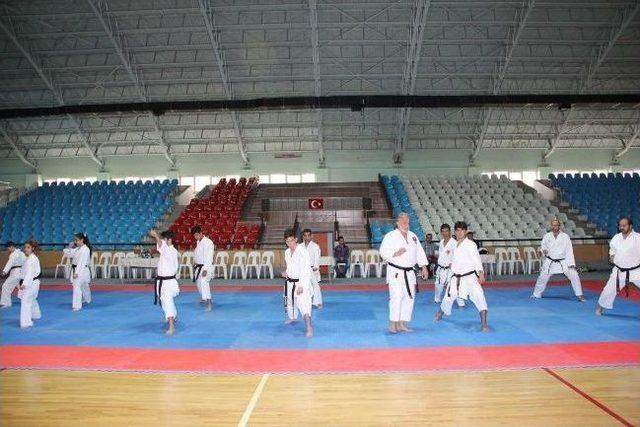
[95,251,112,279]
[109,252,125,279]
[523,246,541,274]
[259,251,274,279]
[213,251,229,279]
[90,252,99,279]
[364,249,381,278]
[245,251,261,279]
[179,251,194,280]
[349,250,365,278]
[55,254,71,279]
[124,252,137,278]
[495,248,509,275]
[507,247,526,275]
[230,251,247,279]
[319,256,334,281]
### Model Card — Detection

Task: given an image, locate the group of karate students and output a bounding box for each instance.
[1,216,638,335]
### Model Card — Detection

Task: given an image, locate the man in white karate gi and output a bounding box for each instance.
[191,226,215,311]
[302,228,323,308]
[531,219,585,302]
[596,217,640,315]
[282,228,314,337]
[435,221,489,332]
[1,241,26,308]
[379,213,428,334]
[434,224,464,308]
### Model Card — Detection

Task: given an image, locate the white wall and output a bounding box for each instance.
[1,148,638,188]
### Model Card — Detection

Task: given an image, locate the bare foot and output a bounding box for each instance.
[398,326,414,332]
[72,308,81,312]
[388,326,398,334]
[284,319,296,325]
[20,325,32,329]
[204,302,212,312]
[317,304,323,309]
[481,325,490,332]
[595,305,604,316]
[577,295,586,303]
[199,300,206,305]
[434,310,443,322]
[305,325,314,338]
[165,326,175,336]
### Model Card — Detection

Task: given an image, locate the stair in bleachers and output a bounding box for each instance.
[254,182,378,248]
[0,179,178,247]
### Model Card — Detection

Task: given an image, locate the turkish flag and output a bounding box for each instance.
[308,198,324,210]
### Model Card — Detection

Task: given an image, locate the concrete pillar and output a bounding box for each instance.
[24,173,42,188]
[97,172,110,182]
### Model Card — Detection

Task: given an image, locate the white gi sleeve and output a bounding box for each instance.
[379,232,396,262]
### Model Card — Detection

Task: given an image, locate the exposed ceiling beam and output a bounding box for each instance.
[0,17,105,169]
[583,2,640,92]
[395,0,431,163]
[308,0,325,167]
[549,2,640,161]
[87,0,177,168]
[613,124,640,159]
[0,123,37,170]
[472,0,535,163]
[198,0,249,167]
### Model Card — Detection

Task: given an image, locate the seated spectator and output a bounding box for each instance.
[333,236,350,278]
[423,233,438,278]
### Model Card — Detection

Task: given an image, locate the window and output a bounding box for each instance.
[180,176,195,187]
[286,174,301,183]
[508,172,522,181]
[270,174,286,184]
[259,175,270,184]
[155,175,167,181]
[301,173,316,183]
[211,176,222,185]
[226,175,241,181]
[195,176,210,191]
[522,170,538,187]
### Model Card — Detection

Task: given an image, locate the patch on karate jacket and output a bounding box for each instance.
[412,236,417,243]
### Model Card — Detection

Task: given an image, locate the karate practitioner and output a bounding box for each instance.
[63,233,93,311]
[1,241,26,308]
[596,217,640,315]
[531,219,585,302]
[435,221,489,331]
[302,228,323,308]
[19,240,41,329]
[149,230,180,336]
[191,226,214,311]
[282,228,314,337]
[434,224,465,308]
[379,213,428,334]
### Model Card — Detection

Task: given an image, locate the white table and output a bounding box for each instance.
[119,257,158,280]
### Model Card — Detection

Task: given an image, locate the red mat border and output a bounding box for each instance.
[1,342,638,373]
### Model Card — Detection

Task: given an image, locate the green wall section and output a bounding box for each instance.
[1,148,638,188]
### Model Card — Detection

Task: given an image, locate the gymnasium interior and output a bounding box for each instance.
[0,0,639,425]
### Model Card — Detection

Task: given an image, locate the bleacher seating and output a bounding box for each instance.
[0,180,178,247]
[170,177,260,250]
[551,172,639,236]
[376,176,424,243]
[375,175,585,244]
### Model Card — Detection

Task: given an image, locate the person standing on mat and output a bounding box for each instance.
[191,226,214,312]
[19,240,42,329]
[282,228,314,337]
[596,217,640,316]
[149,229,180,336]
[1,241,26,309]
[379,212,428,334]
[434,224,465,308]
[531,219,585,302]
[434,221,489,332]
[63,232,93,311]
[302,228,323,309]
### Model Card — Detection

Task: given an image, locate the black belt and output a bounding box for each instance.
[71,264,89,272]
[284,278,299,308]
[447,270,478,297]
[613,263,640,295]
[437,264,450,270]
[545,256,565,273]
[19,273,41,286]
[193,264,204,282]
[388,262,417,299]
[9,265,22,271]
[154,275,176,305]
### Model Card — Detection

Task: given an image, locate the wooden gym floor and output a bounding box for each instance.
[1,366,638,426]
